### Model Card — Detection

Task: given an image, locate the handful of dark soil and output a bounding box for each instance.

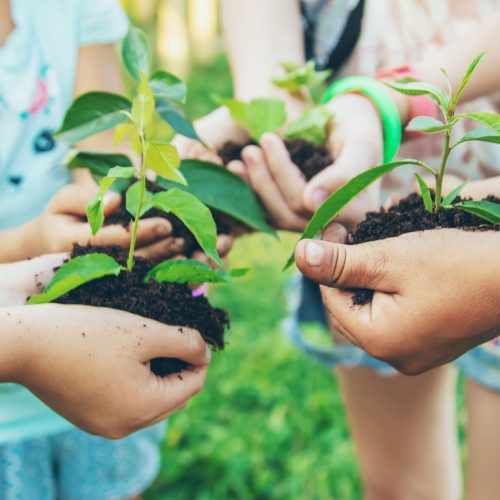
[55,244,229,376]
[218,138,332,181]
[349,193,500,305]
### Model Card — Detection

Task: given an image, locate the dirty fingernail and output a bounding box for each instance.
[311,188,329,209]
[305,241,325,267]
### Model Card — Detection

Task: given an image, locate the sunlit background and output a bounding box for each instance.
[117,2,467,499]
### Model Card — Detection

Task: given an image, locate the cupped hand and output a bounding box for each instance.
[7,304,211,439]
[35,184,183,262]
[295,228,500,375]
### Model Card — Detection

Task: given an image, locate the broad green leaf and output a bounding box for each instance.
[453,200,500,224]
[150,70,187,103]
[126,181,154,218]
[87,176,116,235]
[384,80,449,112]
[27,254,121,305]
[132,73,155,131]
[452,127,500,148]
[152,189,222,266]
[284,159,436,268]
[107,166,136,179]
[406,116,449,134]
[453,53,484,107]
[145,141,185,185]
[414,174,433,212]
[156,160,275,235]
[55,92,131,145]
[442,180,469,207]
[216,97,287,141]
[66,152,133,178]
[156,98,201,141]
[284,106,331,144]
[461,112,500,134]
[122,27,151,81]
[273,60,331,92]
[144,259,248,284]
[114,123,142,153]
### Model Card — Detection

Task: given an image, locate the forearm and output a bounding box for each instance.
[0,307,29,382]
[221,0,305,111]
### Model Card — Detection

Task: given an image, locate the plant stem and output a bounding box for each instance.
[126,134,147,271]
[434,129,451,209]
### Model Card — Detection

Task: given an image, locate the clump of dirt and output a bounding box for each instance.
[218,138,332,181]
[349,193,500,305]
[55,244,229,376]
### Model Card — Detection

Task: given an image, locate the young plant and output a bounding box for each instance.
[28,27,251,305]
[285,53,500,268]
[216,60,332,145]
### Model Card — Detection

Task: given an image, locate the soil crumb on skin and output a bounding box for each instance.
[55,244,229,376]
[218,138,333,181]
[349,193,500,305]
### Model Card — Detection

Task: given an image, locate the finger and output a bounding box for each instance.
[295,239,398,291]
[321,222,348,244]
[135,237,185,262]
[303,140,377,212]
[260,133,307,212]
[243,146,308,231]
[227,160,251,185]
[384,193,401,210]
[216,234,234,257]
[139,322,212,367]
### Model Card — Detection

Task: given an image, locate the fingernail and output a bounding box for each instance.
[172,238,185,251]
[156,224,171,237]
[305,241,325,267]
[312,188,329,209]
[204,344,212,363]
[103,191,118,207]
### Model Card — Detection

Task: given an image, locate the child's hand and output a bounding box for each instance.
[4,304,211,438]
[295,228,500,375]
[31,184,182,262]
[228,94,383,232]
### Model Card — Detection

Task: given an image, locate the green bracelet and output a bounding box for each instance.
[322,76,402,163]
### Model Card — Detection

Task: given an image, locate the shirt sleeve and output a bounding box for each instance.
[76,0,129,47]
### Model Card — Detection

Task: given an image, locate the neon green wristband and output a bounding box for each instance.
[322,76,402,163]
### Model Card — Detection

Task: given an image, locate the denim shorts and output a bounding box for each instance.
[0,423,166,500]
[285,274,500,390]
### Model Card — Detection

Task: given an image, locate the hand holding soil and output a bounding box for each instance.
[1,304,210,438]
[295,229,500,375]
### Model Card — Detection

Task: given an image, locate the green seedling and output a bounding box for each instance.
[285,53,500,268]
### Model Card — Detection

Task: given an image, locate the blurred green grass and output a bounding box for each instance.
[145,56,465,500]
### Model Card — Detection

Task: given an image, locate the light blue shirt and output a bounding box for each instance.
[0,0,128,443]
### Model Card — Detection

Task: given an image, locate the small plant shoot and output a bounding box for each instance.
[29,27,252,304]
[285,53,500,268]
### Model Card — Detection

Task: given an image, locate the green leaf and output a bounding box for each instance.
[273,60,331,92]
[442,180,469,207]
[461,112,500,134]
[122,27,151,82]
[414,174,433,212]
[145,141,185,185]
[284,159,436,269]
[452,127,500,148]
[114,123,142,153]
[284,106,331,144]
[406,116,449,134]
[144,259,248,284]
[384,80,449,112]
[156,98,201,141]
[216,97,287,141]
[150,70,187,103]
[453,200,500,224]
[66,152,133,178]
[87,176,116,235]
[107,166,136,179]
[152,189,222,266]
[131,73,155,131]
[453,53,484,107]
[55,92,131,145]
[155,160,275,235]
[27,254,122,305]
[126,181,154,218]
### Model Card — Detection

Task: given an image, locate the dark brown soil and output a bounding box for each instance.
[55,244,229,376]
[218,138,332,181]
[104,182,231,256]
[349,193,500,305]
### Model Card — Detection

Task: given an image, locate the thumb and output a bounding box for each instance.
[295,239,396,291]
